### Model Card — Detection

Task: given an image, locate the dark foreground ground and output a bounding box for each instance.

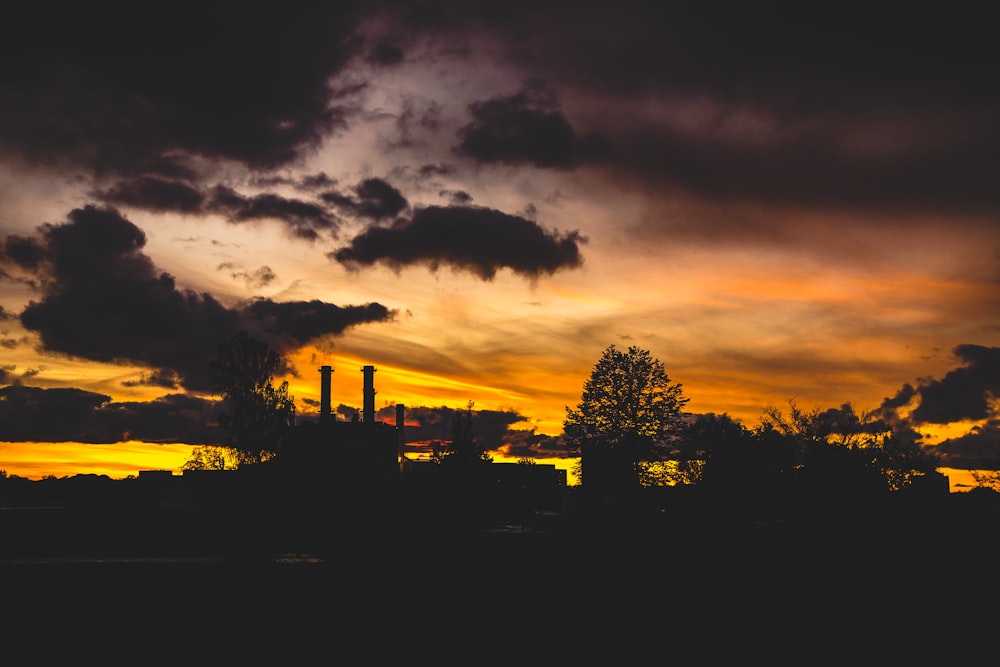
[3,488,1000,662]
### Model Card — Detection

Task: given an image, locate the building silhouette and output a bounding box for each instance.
[123,362,568,540]
[279,364,401,492]
[279,364,567,510]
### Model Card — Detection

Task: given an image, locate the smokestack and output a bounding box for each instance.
[319,365,334,423]
[396,404,405,460]
[362,365,376,424]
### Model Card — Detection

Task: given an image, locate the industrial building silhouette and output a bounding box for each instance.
[129,362,566,526]
[279,364,402,490]
[280,363,567,506]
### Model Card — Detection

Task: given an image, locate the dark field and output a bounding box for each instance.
[3,488,999,662]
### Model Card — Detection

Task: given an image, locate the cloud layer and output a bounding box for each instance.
[879,345,1000,465]
[333,205,586,280]
[0,385,222,444]
[1,206,394,391]
[0,3,364,175]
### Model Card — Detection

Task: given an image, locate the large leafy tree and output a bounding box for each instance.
[209,331,295,465]
[564,345,689,493]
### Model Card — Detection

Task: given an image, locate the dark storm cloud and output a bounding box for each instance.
[906,345,1000,425]
[0,206,396,391]
[0,385,110,442]
[8,206,240,391]
[370,405,566,457]
[0,3,365,175]
[0,384,222,444]
[604,4,998,215]
[4,2,996,216]
[881,383,919,411]
[249,171,338,193]
[95,177,207,213]
[456,89,605,169]
[103,393,223,444]
[373,2,1000,216]
[208,186,339,240]
[0,364,14,384]
[94,177,339,239]
[399,2,997,110]
[332,205,586,280]
[877,345,1000,465]
[605,121,1000,216]
[0,235,47,271]
[242,299,396,345]
[495,429,568,460]
[320,178,409,221]
[934,421,1000,469]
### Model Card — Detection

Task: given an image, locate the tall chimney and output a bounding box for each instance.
[395,404,405,460]
[319,365,333,423]
[362,365,376,425]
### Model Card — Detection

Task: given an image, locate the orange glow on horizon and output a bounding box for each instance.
[0,441,196,481]
[0,440,583,486]
[1,441,986,493]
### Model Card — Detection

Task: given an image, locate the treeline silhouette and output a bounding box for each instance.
[2,338,996,561]
[4,339,1000,659]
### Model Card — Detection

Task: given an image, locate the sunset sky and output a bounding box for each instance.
[1,2,998,481]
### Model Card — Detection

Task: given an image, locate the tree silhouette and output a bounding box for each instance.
[209,331,295,465]
[678,411,799,516]
[871,431,943,492]
[564,345,689,494]
[756,400,942,500]
[431,401,493,465]
[682,412,754,486]
[182,445,237,471]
